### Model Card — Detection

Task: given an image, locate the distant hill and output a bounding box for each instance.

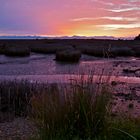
[0,35,135,40]
[134,34,140,40]
[0,36,44,39]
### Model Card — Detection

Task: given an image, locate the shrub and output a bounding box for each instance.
[77,46,110,57]
[0,44,5,54]
[30,44,73,54]
[55,49,81,62]
[134,34,140,40]
[30,79,112,140]
[4,45,30,57]
[110,47,134,57]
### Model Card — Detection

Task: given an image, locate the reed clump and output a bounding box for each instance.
[0,78,140,140]
[56,49,81,62]
[4,45,30,57]
[30,78,112,140]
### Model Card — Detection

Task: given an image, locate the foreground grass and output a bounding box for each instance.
[30,82,112,140]
[0,80,140,140]
[109,116,140,140]
[29,81,140,140]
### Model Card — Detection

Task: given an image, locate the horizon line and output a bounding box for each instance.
[0,34,136,38]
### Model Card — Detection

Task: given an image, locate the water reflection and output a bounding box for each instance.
[0,74,139,84]
[0,54,139,84]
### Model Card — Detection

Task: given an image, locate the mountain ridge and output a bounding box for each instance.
[0,35,135,40]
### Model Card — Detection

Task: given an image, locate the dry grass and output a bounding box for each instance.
[0,76,140,140]
[29,77,112,140]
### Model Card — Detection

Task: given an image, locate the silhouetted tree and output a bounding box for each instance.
[134,34,140,40]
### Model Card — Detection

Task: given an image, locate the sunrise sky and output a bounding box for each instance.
[0,0,140,37]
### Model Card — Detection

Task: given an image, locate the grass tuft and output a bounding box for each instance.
[30,78,112,140]
[0,78,140,140]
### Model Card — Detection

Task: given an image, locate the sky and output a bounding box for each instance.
[0,0,140,37]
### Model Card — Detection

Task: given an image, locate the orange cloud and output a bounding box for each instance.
[0,0,140,37]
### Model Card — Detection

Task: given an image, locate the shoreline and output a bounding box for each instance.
[0,74,140,84]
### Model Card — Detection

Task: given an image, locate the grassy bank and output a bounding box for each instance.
[0,79,140,140]
[0,39,140,58]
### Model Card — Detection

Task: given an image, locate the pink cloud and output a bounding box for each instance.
[0,0,139,36]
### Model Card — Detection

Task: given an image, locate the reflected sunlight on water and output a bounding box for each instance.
[0,74,140,84]
[0,54,140,84]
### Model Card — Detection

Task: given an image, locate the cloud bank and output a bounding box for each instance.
[0,0,140,37]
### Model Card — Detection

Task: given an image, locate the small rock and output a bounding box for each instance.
[111,81,118,86]
[128,103,134,109]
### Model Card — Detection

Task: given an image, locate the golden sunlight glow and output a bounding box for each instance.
[0,0,140,37]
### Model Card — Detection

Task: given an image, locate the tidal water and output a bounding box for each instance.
[0,53,139,84]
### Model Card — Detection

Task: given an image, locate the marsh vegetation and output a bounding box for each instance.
[0,78,140,140]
